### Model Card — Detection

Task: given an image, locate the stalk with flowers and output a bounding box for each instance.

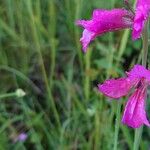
[76,0,150,149]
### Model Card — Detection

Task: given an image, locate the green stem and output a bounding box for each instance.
[75,0,84,70]
[113,101,121,150]
[142,21,149,66]
[49,0,57,88]
[84,49,91,101]
[0,93,16,99]
[133,126,143,150]
[26,0,60,127]
[133,20,149,150]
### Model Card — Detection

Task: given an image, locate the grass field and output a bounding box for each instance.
[0,0,150,149]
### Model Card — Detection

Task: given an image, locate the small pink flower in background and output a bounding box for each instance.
[98,65,150,128]
[14,133,27,142]
[76,0,150,52]
[18,133,27,141]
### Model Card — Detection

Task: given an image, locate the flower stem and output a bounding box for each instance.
[142,21,149,67]
[133,126,143,150]
[0,89,25,99]
[133,20,149,150]
[0,93,16,99]
[113,101,121,150]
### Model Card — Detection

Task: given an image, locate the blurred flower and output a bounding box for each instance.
[98,65,150,128]
[18,133,27,141]
[14,133,27,142]
[15,89,26,98]
[87,107,96,117]
[76,0,150,52]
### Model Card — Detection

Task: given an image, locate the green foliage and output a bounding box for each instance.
[0,0,149,149]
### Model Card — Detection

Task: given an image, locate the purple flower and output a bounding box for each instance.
[98,65,150,128]
[14,133,27,142]
[76,0,150,52]
[18,133,27,141]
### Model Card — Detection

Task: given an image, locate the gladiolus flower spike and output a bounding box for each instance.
[76,0,150,52]
[98,65,150,128]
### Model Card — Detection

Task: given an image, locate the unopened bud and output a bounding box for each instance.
[87,107,96,117]
[15,89,26,98]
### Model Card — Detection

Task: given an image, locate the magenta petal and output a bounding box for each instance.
[132,0,150,40]
[79,29,97,52]
[128,64,150,82]
[98,77,132,99]
[77,9,133,33]
[76,9,133,51]
[122,89,150,128]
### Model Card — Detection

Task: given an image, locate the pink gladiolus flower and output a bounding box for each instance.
[98,65,150,128]
[76,0,150,52]
[76,9,133,52]
[132,0,150,39]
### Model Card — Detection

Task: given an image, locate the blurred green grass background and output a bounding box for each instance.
[0,0,150,149]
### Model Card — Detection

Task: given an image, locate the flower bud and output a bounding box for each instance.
[15,89,26,98]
